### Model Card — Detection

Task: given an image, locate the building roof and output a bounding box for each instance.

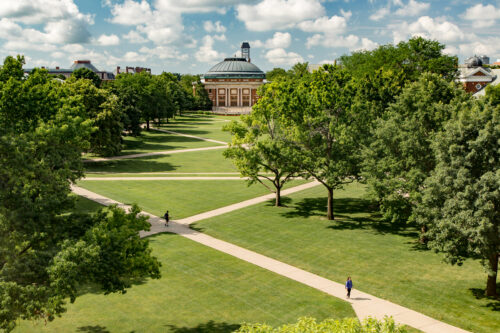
[70,60,99,72]
[474,68,500,97]
[204,57,265,79]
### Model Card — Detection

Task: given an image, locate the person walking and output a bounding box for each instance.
[345,276,353,299]
[164,210,169,227]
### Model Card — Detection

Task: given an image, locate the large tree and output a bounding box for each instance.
[71,67,102,87]
[223,81,300,206]
[415,103,500,297]
[362,73,473,223]
[282,67,364,220]
[0,56,161,331]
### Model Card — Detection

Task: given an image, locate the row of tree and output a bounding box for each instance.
[225,37,499,297]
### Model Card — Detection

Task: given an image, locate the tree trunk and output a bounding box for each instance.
[486,252,498,297]
[327,187,334,220]
[146,119,150,131]
[275,186,281,207]
[419,225,428,244]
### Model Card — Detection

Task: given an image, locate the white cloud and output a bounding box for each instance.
[463,4,500,28]
[109,0,153,25]
[97,34,120,46]
[195,35,226,63]
[252,32,292,49]
[203,21,226,33]
[213,34,227,41]
[138,46,189,60]
[391,16,465,44]
[306,33,378,51]
[123,30,147,44]
[0,0,93,45]
[394,0,429,17]
[265,47,304,66]
[236,0,325,31]
[370,7,390,21]
[298,14,348,34]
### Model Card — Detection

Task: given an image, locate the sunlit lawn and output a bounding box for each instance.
[157,114,239,143]
[84,148,238,174]
[193,182,500,333]
[77,179,308,219]
[15,231,354,333]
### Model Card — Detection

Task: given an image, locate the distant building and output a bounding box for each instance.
[24,60,115,80]
[201,42,266,114]
[114,66,151,76]
[458,55,496,93]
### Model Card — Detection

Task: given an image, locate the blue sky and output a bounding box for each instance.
[1,0,500,74]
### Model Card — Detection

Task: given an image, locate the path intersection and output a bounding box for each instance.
[75,121,472,333]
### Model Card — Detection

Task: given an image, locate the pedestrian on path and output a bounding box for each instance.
[164,210,169,227]
[345,276,353,299]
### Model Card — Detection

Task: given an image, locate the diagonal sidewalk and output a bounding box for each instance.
[83,145,227,162]
[71,183,471,333]
[151,127,228,145]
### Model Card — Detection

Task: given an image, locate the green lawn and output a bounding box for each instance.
[15,233,354,333]
[157,114,238,143]
[120,129,219,155]
[84,148,238,174]
[193,183,500,333]
[77,179,308,219]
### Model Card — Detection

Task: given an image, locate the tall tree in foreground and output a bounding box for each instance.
[223,81,299,206]
[283,68,364,220]
[362,73,473,223]
[415,104,500,297]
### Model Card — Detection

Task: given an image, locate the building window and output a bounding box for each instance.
[475,83,483,90]
[208,89,212,93]
[230,88,238,95]
[218,89,225,95]
[230,95,238,106]
[242,95,250,106]
[242,88,250,95]
[218,95,225,106]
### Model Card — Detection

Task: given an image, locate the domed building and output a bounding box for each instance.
[201,42,266,114]
[459,55,496,94]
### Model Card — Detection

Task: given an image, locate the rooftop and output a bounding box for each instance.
[204,57,265,79]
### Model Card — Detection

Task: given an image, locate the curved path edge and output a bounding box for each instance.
[71,183,471,333]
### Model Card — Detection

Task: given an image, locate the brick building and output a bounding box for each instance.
[201,42,265,114]
[459,55,496,93]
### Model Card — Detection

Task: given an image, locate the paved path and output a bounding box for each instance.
[83,145,227,163]
[83,176,304,181]
[151,127,228,145]
[71,183,471,333]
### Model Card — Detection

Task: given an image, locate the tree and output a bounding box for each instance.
[0,56,161,330]
[266,67,288,81]
[339,37,458,83]
[415,103,500,297]
[362,73,473,223]
[485,83,500,108]
[72,67,102,87]
[288,62,310,78]
[282,68,364,220]
[223,82,300,206]
[0,55,25,82]
[65,77,123,156]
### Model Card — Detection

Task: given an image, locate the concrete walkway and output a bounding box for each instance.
[151,127,228,145]
[71,183,471,333]
[83,145,227,163]
[83,176,304,181]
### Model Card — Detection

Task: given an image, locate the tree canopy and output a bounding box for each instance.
[71,67,102,87]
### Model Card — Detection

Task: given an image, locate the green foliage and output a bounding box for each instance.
[71,67,102,87]
[65,77,123,156]
[362,73,473,223]
[236,316,407,333]
[0,55,161,331]
[339,37,458,82]
[223,83,300,206]
[282,68,365,219]
[266,67,288,81]
[415,103,500,296]
[485,83,500,108]
[288,62,310,78]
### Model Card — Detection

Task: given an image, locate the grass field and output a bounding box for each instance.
[84,148,238,174]
[193,182,500,333]
[157,114,238,143]
[120,129,219,155]
[15,232,355,333]
[77,179,308,219]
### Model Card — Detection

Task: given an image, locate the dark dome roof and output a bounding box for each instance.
[204,57,265,79]
[466,56,483,68]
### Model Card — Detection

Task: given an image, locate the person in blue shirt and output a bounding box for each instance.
[345,276,353,298]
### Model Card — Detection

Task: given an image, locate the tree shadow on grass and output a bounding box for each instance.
[122,132,211,155]
[470,285,500,311]
[165,320,240,333]
[84,155,178,174]
[282,196,418,238]
[77,325,110,333]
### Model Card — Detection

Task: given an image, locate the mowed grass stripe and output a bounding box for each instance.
[77,179,308,219]
[194,182,498,333]
[15,233,355,333]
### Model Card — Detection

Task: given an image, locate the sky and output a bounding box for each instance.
[1,0,500,75]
